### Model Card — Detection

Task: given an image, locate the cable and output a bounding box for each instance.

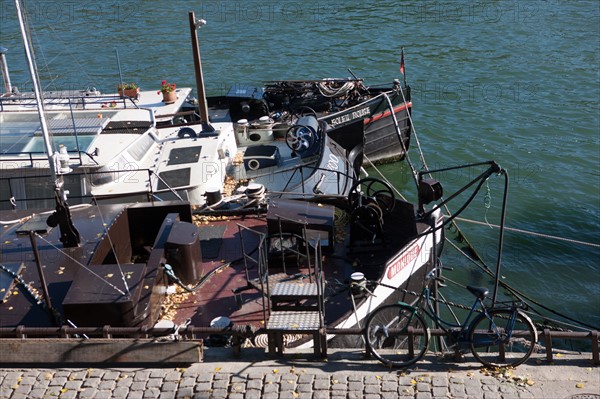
[449,216,600,248]
[163,262,234,293]
[445,239,600,331]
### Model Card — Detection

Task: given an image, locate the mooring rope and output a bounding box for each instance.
[450,216,600,248]
[444,238,600,331]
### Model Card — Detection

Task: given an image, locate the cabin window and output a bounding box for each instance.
[167,146,202,166]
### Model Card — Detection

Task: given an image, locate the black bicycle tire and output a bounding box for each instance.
[469,308,537,367]
[364,304,430,368]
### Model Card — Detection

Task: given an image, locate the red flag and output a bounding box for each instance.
[400,48,405,76]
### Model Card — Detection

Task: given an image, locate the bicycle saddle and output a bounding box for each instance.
[467,285,489,299]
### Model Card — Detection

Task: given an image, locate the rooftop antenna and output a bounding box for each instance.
[14,0,80,247]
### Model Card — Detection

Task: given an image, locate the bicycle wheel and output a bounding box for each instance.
[364,304,430,368]
[469,308,537,367]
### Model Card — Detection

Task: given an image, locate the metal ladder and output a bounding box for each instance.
[266,237,326,357]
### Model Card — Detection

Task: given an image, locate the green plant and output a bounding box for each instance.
[158,80,176,94]
[118,82,138,90]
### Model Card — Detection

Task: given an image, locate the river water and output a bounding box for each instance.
[1,1,598,331]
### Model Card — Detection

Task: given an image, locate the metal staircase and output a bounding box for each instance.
[266,238,326,357]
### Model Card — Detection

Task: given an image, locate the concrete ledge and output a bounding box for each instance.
[0,338,203,364]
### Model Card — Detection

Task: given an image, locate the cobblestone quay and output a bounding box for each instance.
[1,349,598,398]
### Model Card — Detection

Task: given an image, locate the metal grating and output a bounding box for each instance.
[271,282,318,297]
[34,117,109,136]
[267,311,321,331]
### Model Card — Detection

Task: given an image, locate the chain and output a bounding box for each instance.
[0,263,64,323]
[483,180,492,228]
[0,263,44,306]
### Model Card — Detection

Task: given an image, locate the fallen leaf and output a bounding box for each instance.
[576,383,584,389]
[105,273,114,278]
[410,379,417,385]
[273,369,279,373]
[214,367,221,372]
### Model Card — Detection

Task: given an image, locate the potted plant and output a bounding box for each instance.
[158,80,177,104]
[118,82,139,99]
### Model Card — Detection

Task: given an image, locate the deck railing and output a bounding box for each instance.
[0,167,180,210]
[0,92,139,112]
[0,325,597,364]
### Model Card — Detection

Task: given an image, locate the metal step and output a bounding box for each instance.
[271,282,319,311]
[266,310,326,357]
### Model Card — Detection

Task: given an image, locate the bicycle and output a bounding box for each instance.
[364,266,538,368]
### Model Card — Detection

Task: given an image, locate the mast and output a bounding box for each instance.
[0,47,13,95]
[15,0,80,247]
[188,11,214,132]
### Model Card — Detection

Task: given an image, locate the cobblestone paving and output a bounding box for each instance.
[0,368,546,399]
[0,352,598,399]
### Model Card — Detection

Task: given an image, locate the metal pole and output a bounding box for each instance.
[116,48,124,98]
[188,11,211,129]
[15,0,58,185]
[0,48,13,94]
[15,0,80,247]
[29,231,59,326]
[491,170,509,307]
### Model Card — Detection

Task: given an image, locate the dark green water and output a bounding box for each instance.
[1,1,598,330]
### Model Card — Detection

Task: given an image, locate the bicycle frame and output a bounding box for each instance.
[399,279,491,347]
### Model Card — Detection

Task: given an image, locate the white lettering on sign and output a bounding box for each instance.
[326,153,339,171]
[386,244,421,280]
[329,107,370,127]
